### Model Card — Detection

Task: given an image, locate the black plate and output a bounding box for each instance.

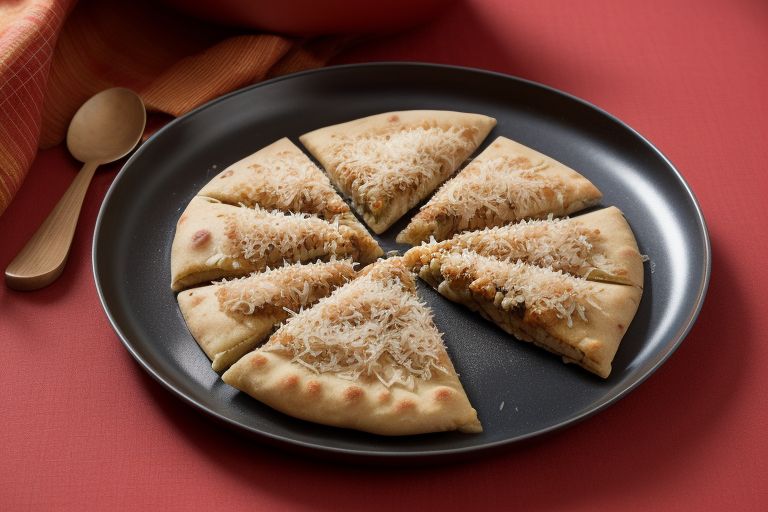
[93,63,710,461]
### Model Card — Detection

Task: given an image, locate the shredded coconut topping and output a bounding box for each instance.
[215,152,349,218]
[215,260,356,315]
[218,205,361,265]
[438,251,597,327]
[416,156,563,231]
[327,125,476,212]
[414,215,618,277]
[264,260,449,389]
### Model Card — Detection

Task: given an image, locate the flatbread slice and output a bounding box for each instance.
[397,136,602,244]
[404,207,644,287]
[170,196,382,291]
[198,137,351,221]
[299,110,496,234]
[411,251,641,378]
[178,260,357,372]
[222,258,482,435]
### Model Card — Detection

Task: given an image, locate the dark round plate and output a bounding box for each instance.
[93,63,710,461]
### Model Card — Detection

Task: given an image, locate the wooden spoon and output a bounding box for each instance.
[5,88,146,291]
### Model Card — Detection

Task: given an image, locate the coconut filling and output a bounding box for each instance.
[263,267,452,390]
[418,258,603,375]
[325,125,477,230]
[184,260,357,373]
[404,214,634,287]
[209,152,349,219]
[351,168,451,229]
[200,207,365,274]
[400,157,570,244]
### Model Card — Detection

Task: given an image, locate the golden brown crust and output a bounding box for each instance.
[299,110,496,234]
[397,136,602,245]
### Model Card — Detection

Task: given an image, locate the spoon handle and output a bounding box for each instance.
[5,161,99,291]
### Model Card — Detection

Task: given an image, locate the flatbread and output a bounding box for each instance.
[178,260,357,372]
[397,136,602,245]
[198,137,350,221]
[299,110,496,234]
[222,258,482,435]
[404,207,644,288]
[170,196,382,291]
[411,250,642,378]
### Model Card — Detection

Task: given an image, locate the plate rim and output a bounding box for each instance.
[92,62,711,460]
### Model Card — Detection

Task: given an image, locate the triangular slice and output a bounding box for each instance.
[178,260,357,372]
[222,258,482,435]
[412,251,641,378]
[299,110,496,234]
[404,207,644,287]
[198,137,351,222]
[170,197,382,291]
[397,136,602,245]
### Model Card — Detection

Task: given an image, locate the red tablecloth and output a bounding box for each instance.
[2,0,766,509]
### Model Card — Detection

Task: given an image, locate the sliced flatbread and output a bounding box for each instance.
[170,196,382,291]
[404,207,644,288]
[222,258,482,435]
[397,136,602,245]
[299,110,496,234]
[178,260,357,372]
[411,250,641,378]
[198,137,351,221]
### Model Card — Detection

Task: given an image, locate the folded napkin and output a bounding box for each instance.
[0,0,346,216]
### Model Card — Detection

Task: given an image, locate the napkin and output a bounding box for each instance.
[0,0,346,216]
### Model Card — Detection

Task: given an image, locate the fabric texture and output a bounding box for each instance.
[0,0,343,216]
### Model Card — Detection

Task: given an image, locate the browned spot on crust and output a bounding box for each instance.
[306,380,322,395]
[281,375,299,389]
[178,213,188,225]
[387,114,400,123]
[378,390,391,404]
[344,386,364,401]
[396,399,416,412]
[433,387,453,402]
[618,323,625,331]
[191,229,211,248]
[250,354,268,368]
[510,156,532,168]
[460,126,479,141]
[220,170,234,179]
[189,295,204,307]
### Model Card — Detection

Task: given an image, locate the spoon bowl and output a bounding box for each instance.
[67,88,146,164]
[5,88,146,291]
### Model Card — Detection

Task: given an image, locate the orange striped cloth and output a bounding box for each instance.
[0,0,345,216]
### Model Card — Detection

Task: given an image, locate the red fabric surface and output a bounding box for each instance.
[2,0,767,509]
